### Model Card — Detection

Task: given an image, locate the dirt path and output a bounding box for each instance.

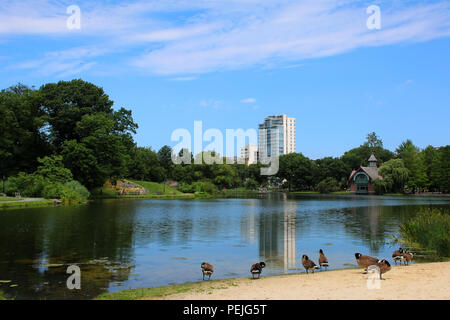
[156,262,450,300]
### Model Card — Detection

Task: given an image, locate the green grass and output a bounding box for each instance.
[221,188,261,194]
[91,180,194,200]
[0,196,24,202]
[129,180,182,195]
[289,191,320,194]
[400,208,449,257]
[0,199,55,209]
[95,278,238,300]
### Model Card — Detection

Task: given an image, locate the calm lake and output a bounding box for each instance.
[0,194,449,299]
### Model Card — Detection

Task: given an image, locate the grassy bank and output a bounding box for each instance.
[0,199,55,210]
[91,180,194,200]
[0,196,24,202]
[400,208,449,257]
[96,278,239,300]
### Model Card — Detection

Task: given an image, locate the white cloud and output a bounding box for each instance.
[169,76,197,81]
[241,98,256,103]
[200,99,222,109]
[3,0,450,76]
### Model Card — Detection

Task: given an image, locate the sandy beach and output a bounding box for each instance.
[153,262,450,300]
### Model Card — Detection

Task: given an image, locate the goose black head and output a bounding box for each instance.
[319,249,324,254]
[380,259,390,267]
[302,255,308,260]
[259,262,266,268]
[355,253,362,259]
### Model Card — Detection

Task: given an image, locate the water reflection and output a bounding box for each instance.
[0,194,448,299]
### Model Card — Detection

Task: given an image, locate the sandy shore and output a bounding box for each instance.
[155,262,450,300]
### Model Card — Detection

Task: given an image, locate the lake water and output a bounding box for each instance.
[0,194,449,299]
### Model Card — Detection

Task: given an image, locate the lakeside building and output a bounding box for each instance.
[240,144,258,165]
[258,114,296,163]
[348,154,382,194]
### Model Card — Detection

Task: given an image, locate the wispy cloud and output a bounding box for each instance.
[169,76,197,81]
[200,99,222,109]
[3,0,450,77]
[241,98,256,103]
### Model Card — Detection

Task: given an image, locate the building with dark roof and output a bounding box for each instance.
[348,154,382,194]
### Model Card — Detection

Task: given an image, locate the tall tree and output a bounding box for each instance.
[277,153,315,191]
[0,84,49,177]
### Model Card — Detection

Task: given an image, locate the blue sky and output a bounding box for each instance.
[1,0,449,159]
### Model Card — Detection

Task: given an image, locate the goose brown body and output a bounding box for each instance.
[400,251,414,265]
[250,262,266,279]
[354,253,379,272]
[318,249,329,268]
[377,259,391,279]
[201,262,214,280]
[302,255,320,274]
[392,248,404,265]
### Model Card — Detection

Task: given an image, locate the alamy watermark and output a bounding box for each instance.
[366,265,381,290]
[66,5,81,30]
[171,121,279,175]
[367,5,381,30]
[66,265,81,289]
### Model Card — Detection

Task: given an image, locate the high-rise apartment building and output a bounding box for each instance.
[258,114,295,162]
[240,144,258,165]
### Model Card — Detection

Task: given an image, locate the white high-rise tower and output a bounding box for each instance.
[258,114,295,163]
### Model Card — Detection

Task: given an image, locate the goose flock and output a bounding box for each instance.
[201,247,414,281]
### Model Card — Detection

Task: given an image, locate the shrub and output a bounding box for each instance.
[372,178,388,195]
[6,173,46,197]
[400,208,450,257]
[177,181,218,194]
[244,178,258,190]
[316,177,339,193]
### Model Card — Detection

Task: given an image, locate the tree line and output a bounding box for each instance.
[1,80,448,199]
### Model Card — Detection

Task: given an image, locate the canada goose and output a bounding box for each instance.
[201,262,214,280]
[318,249,329,270]
[400,251,414,265]
[392,248,404,265]
[354,253,379,273]
[250,262,266,279]
[302,255,320,274]
[377,259,391,279]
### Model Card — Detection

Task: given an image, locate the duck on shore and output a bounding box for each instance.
[392,248,404,265]
[250,262,266,279]
[354,253,379,273]
[400,251,414,265]
[318,249,329,270]
[302,255,320,274]
[377,259,391,279]
[201,262,214,280]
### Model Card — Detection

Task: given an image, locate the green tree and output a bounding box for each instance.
[316,177,339,193]
[314,157,350,187]
[277,153,315,191]
[158,145,174,179]
[0,84,49,177]
[36,155,73,183]
[396,140,427,191]
[378,159,409,193]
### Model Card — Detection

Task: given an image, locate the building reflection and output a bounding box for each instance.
[257,198,297,273]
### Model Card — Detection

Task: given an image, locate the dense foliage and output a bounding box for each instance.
[401,208,450,257]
